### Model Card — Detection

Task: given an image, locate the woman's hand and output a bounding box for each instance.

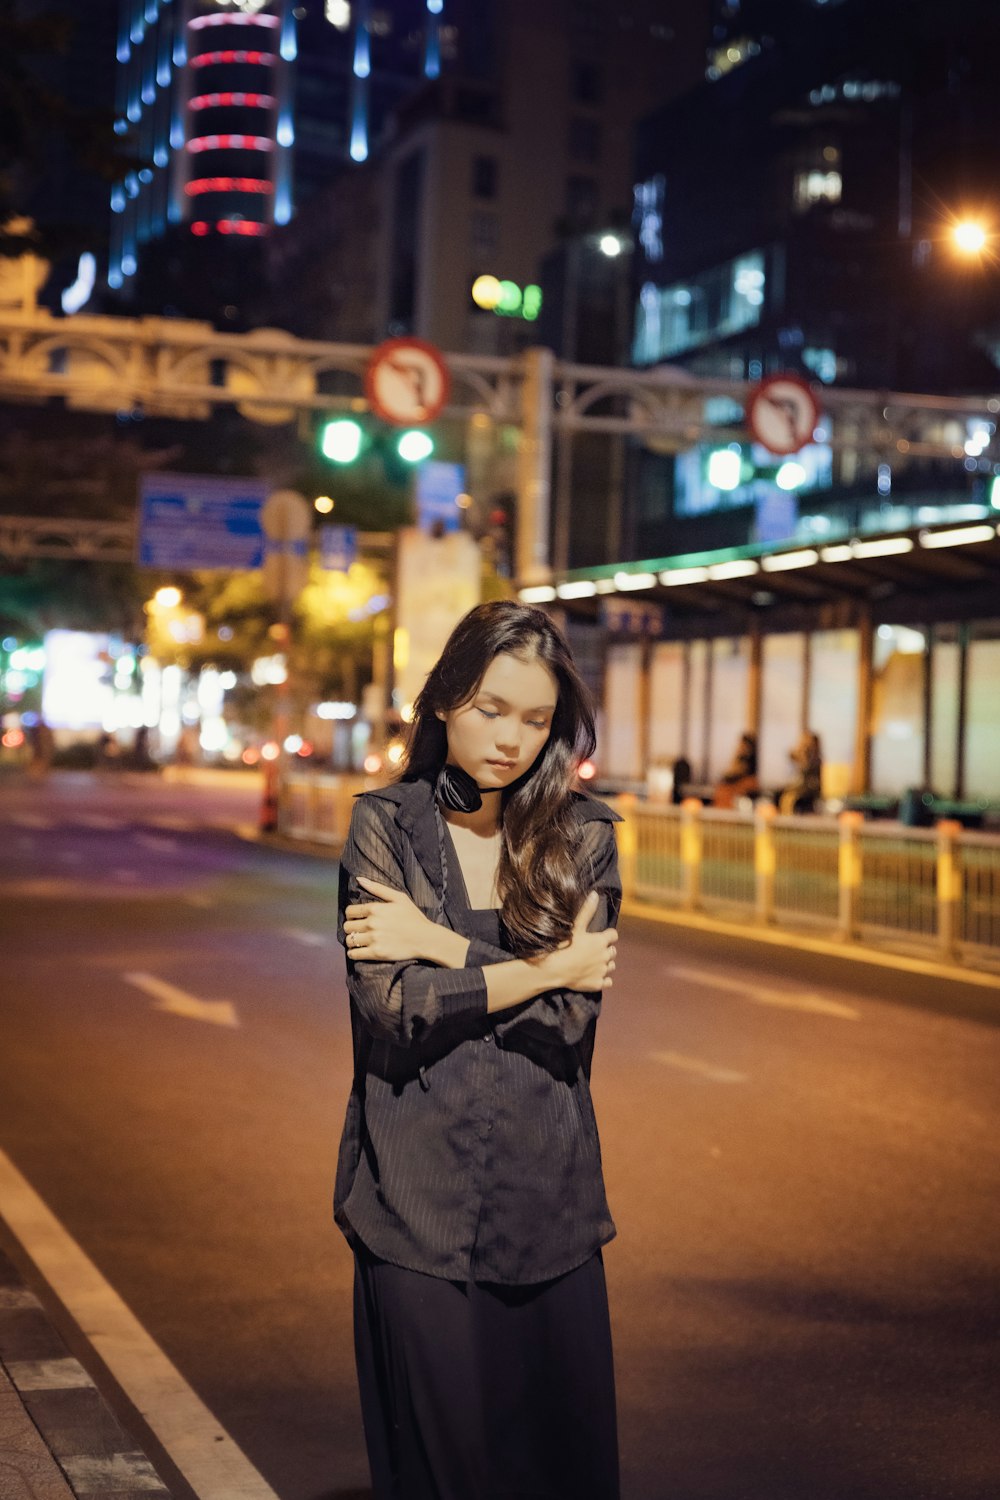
[534,890,617,992]
[343,876,439,962]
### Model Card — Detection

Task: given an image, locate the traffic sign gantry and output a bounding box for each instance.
[364,337,450,427]
[747,374,820,456]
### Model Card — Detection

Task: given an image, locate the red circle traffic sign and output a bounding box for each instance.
[364,337,451,427]
[747,374,820,456]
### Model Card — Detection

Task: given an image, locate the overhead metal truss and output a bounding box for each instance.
[0,307,996,448]
[0,514,135,562]
[1,307,998,586]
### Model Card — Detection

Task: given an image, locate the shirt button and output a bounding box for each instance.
[482,1031,494,1043]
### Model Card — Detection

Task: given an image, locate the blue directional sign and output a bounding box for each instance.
[138,473,270,570]
[755,490,798,546]
[415,461,465,533]
[320,524,358,572]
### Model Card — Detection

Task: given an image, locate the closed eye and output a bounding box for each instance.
[477,708,548,729]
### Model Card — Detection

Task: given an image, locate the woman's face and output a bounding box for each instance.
[436,651,559,789]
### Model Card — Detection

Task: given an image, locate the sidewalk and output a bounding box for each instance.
[0,1242,180,1500]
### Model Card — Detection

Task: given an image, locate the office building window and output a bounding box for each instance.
[565,174,598,228]
[472,154,498,200]
[633,250,766,364]
[569,116,601,163]
[470,210,499,260]
[571,60,602,104]
[794,168,842,210]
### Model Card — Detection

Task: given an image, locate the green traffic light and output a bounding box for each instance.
[397,429,434,463]
[321,418,363,464]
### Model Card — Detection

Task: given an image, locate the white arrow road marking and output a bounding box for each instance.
[283,927,328,947]
[665,964,859,1020]
[134,833,179,854]
[0,1148,280,1500]
[651,1051,749,1084]
[123,972,240,1028]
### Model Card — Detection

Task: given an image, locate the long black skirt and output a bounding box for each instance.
[352,1243,620,1500]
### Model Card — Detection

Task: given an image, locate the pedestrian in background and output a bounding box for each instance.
[336,599,622,1500]
[780,729,823,814]
[712,731,759,808]
[27,716,54,779]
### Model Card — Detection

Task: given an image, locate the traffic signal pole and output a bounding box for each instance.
[514,347,555,586]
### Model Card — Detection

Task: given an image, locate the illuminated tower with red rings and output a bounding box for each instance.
[109,0,293,287]
[178,0,293,241]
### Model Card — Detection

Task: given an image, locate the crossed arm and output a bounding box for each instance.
[337,797,620,1050]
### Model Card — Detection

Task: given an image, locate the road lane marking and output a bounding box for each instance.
[12,813,51,829]
[134,834,179,854]
[123,972,240,1029]
[114,868,140,881]
[651,1051,748,1084]
[0,1147,280,1500]
[664,963,859,1020]
[283,927,328,947]
[78,814,124,830]
[149,815,196,832]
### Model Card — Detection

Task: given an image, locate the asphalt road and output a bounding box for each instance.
[1,771,998,1500]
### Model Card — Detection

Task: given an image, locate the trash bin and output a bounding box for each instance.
[899,787,935,827]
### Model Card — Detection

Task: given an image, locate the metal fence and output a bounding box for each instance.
[279,774,1000,969]
[609,798,998,968]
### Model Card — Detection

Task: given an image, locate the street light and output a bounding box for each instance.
[154,585,182,608]
[952,219,989,256]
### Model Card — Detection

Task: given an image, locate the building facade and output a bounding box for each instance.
[626,0,1000,565]
[264,0,710,352]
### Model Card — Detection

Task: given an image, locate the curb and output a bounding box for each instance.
[619,897,1000,992]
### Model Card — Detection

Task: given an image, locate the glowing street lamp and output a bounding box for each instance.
[154,586,182,608]
[952,219,988,256]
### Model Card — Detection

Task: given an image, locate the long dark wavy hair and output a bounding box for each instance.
[394,600,598,958]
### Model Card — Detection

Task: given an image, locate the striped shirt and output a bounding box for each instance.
[334,772,623,1284]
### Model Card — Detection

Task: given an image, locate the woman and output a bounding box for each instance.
[336,599,622,1500]
[780,729,823,814]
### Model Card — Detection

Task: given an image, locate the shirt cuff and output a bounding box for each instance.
[402,962,489,1038]
[463,935,512,968]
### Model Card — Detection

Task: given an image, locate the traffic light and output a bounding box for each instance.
[396,429,434,463]
[317,417,435,478]
[706,447,743,491]
[320,418,364,463]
